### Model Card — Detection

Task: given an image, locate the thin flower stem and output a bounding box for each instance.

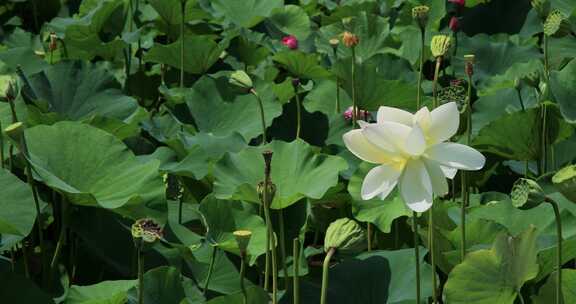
[412,212,421,304]
[278,208,289,290]
[263,204,278,304]
[545,197,563,304]
[432,57,443,109]
[429,205,437,304]
[293,238,300,304]
[295,91,302,139]
[203,245,217,296]
[320,247,336,304]
[516,88,526,111]
[351,47,357,127]
[335,79,341,114]
[460,74,473,262]
[137,246,144,304]
[22,241,30,278]
[540,104,548,174]
[518,291,526,304]
[179,0,186,89]
[252,90,268,145]
[367,223,372,252]
[240,253,248,304]
[417,27,425,109]
[50,198,69,270]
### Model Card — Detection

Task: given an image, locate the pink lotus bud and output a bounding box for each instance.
[344,106,370,122]
[449,0,465,7]
[449,16,460,32]
[282,35,298,50]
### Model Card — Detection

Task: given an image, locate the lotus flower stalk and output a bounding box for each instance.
[259,151,278,304]
[234,230,252,304]
[202,244,217,296]
[293,237,300,304]
[131,218,163,304]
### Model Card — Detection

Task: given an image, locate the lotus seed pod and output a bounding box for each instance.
[329,38,340,47]
[233,230,252,254]
[341,31,359,48]
[511,178,546,210]
[464,54,475,76]
[411,5,430,29]
[131,218,163,249]
[229,70,253,90]
[543,10,570,37]
[4,122,25,141]
[324,218,367,255]
[431,35,452,58]
[552,165,576,203]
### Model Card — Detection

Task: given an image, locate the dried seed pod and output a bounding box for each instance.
[132,218,163,249]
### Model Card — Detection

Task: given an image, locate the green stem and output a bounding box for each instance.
[540,104,548,174]
[0,121,4,169]
[543,35,550,84]
[263,186,278,303]
[335,78,341,114]
[50,198,69,270]
[429,205,437,304]
[460,74,473,262]
[293,238,300,304]
[432,57,442,109]
[351,47,357,127]
[412,212,421,304]
[179,0,186,89]
[295,90,302,139]
[278,209,288,290]
[516,88,526,111]
[417,27,425,109]
[546,198,563,304]
[203,246,217,296]
[320,247,336,304]
[518,292,526,304]
[22,241,30,278]
[240,253,248,304]
[252,90,267,145]
[367,223,372,252]
[137,246,144,304]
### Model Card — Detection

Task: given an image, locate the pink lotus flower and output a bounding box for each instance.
[344,106,370,122]
[449,16,460,32]
[449,0,465,6]
[282,35,298,49]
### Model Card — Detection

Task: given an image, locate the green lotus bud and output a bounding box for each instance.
[514,78,522,90]
[233,230,252,254]
[552,165,576,203]
[511,178,546,209]
[324,218,367,255]
[229,70,253,90]
[4,122,25,141]
[431,35,452,58]
[132,218,163,249]
[412,5,430,30]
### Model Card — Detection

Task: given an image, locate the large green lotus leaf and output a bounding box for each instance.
[348,162,411,233]
[213,139,348,209]
[0,168,37,236]
[206,286,269,304]
[333,56,420,112]
[454,34,541,88]
[550,59,576,123]
[532,269,576,304]
[199,195,266,265]
[145,35,224,75]
[211,0,283,28]
[272,51,332,79]
[126,267,186,304]
[48,0,126,61]
[24,122,164,209]
[268,5,311,40]
[472,104,572,160]
[0,273,55,304]
[324,248,433,304]
[444,227,539,304]
[0,28,48,75]
[24,61,138,121]
[185,76,282,142]
[317,11,390,63]
[66,280,136,304]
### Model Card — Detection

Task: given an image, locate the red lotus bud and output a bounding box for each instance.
[281,35,298,50]
[449,0,465,7]
[449,16,460,32]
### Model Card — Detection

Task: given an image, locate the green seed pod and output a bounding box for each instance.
[412,5,430,30]
[324,218,367,255]
[544,10,571,37]
[132,218,163,250]
[511,178,546,210]
[233,230,252,254]
[552,165,576,203]
[431,35,452,58]
[229,70,253,90]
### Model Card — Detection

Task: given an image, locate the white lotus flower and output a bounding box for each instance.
[343,102,485,212]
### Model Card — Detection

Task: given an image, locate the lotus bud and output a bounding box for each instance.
[431,35,452,58]
[341,31,359,48]
[229,70,253,90]
[412,5,430,30]
[324,218,367,255]
[4,122,25,142]
[511,178,546,210]
[233,230,252,255]
[344,106,369,122]
[281,35,298,50]
[552,165,576,203]
[464,54,475,77]
[449,0,466,7]
[531,0,551,20]
[131,218,163,249]
[449,16,460,32]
